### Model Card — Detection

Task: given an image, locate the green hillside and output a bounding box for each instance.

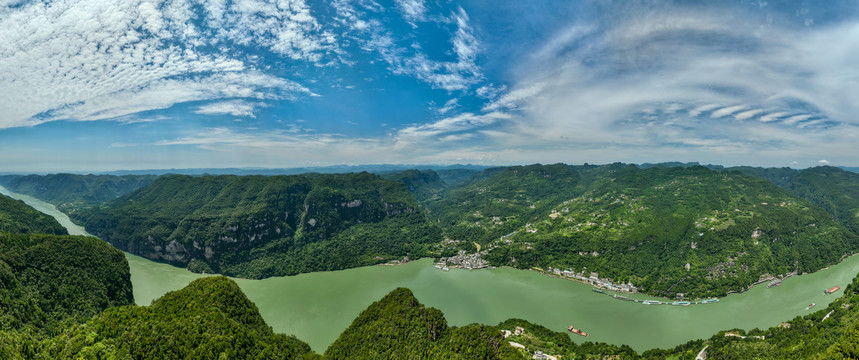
[0,194,67,235]
[325,287,522,359]
[381,169,448,202]
[73,173,442,278]
[427,164,858,298]
[0,174,158,212]
[8,276,317,360]
[0,234,133,335]
[786,166,859,236]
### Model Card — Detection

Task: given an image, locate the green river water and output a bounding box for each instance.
[3,185,858,353]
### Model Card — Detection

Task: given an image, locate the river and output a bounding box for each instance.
[3,185,857,353]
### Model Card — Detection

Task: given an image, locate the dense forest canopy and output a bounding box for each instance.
[0,195,67,236]
[72,172,442,278]
[0,174,158,212]
[6,163,859,298]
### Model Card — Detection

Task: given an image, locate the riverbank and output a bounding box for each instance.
[7,185,859,354]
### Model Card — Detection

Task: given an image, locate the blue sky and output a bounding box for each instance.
[1,0,858,172]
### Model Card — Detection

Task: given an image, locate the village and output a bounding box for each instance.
[544,266,639,293]
[435,250,489,270]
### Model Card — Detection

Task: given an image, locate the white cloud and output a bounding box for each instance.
[782,114,814,125]
[332,3,483,91]
[733,109,764,121]
[711,105,749,118]
[759,112,789,122]
[395,0,426,24]
[0,0,332,129]
[475,84,507,100]
[819,159,830,165]
[447,2,859,166]
[436,98,459,115]
[195,100,263,118]
[688,104,720,117]
[396,111,511,147]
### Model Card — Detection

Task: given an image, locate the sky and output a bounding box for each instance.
[1,0,858,172]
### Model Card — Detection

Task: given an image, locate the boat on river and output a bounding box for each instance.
[672,301,691,306]
[701,298,719,304]
[807,303,816,309]
[825,286,840,294]
[568,326,589,337]
[642,300,661,305]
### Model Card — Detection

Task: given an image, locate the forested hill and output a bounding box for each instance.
[4,276,317,359]
[325,287,522,359]
[0,194,67,235]
[380,169,447,202]
[0,197,133,338]
[0,233,133,336]
[72,173,442,278]
[0,173,158,211]
[422,164,859,298]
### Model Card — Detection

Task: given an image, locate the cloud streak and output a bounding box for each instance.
[460,1,859,166]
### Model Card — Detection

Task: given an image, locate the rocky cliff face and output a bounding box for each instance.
[74,172,436,278]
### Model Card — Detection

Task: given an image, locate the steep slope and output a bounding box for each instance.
[382,169,448,202]
[787,166,859,235]
[0,174,158,211]
[426,163,583,247]
[0,194,67,235]
[0,233,133,335]
[432,164,858,297]
[325,287,523,359]
[33,276,317,359]
[73,173,442,278]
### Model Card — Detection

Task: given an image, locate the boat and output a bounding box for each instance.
[592,287,604,294]
[701,298,719,304]
[807,303,816,309]
[672,301,691,306]
[642,300,661,305]
[766,279,782,288]
[825,286,841,294]
[441,266,450,272]
[568,326,589,337]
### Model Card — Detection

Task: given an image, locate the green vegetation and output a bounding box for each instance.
[0,194,67,235]
[0,234,133,334]
[0,196,133,357]
[0,233,133,335]
[786,166,859,236]
[641,273,859,359]
[4,277,318,360]
[7,163,859,359]
[496,318,637,359]
[73,173,442,278]
[381,169,447,202]
[0,174,158,212]
[425,164,859,298]
[325,287,522,359]
[0,173,158,205]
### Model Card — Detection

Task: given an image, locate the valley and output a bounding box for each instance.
[5,181,859,355]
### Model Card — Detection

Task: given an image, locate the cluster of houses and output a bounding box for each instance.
[548,267,639,293]
[501,327,559,360]
[438,250,488,269]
